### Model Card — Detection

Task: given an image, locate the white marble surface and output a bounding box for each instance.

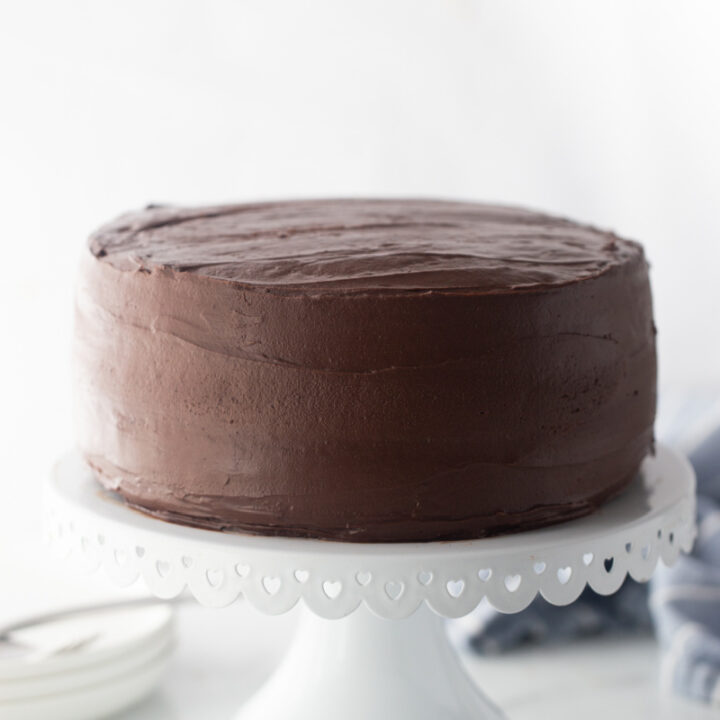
[115,602,716,720]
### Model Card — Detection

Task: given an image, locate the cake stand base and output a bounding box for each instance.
[237,604,503,720]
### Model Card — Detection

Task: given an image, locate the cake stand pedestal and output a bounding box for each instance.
[45,444,696,720]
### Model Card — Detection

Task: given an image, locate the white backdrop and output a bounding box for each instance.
[0,0,718,611]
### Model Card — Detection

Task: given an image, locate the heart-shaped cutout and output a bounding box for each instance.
[235,563,250,578]
[356,571,372,586]
[625,542,633,554]
[385,581,404,600]
[582,552,594,566]
[323,580,342,599]
[504,574,522,592]
[207,569,224,588]
[641,544,651,560]
[294,569,309,583]
[533,561,547,575]
[156,560,171,578]
[182,556,194,569]
[446,579,465,598]
[417,570,433,586]
[557,566,572,585]
[262,576,281,595]
[604,557,614,573]
[135,546,146,558]
[669,532,675,545]
[478,568,492,582]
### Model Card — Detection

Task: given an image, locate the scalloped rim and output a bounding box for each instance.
[45,445,696,619]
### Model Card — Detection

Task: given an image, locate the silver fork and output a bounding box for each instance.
[23,632,103,661]
[0,596,185,656]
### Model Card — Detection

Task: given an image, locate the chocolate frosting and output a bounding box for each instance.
[74,199,657,542]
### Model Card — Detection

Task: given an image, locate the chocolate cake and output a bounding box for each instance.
[74,199,656,542]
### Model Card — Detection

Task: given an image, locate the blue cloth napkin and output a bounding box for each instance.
[650,425,720,704]
[455,398,720,705]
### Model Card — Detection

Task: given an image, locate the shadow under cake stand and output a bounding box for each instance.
[45,444,696,720]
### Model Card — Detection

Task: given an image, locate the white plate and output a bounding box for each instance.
[0,633,172,702]
[0,604,173,682]
[0,649,169,720]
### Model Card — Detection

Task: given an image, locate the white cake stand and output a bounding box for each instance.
[45,444,696,720]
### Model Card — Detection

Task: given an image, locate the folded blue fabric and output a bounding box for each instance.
[650,425,720,705]
[455,413,720,705]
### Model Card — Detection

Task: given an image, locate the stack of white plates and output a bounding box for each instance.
[0,603,174,720]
